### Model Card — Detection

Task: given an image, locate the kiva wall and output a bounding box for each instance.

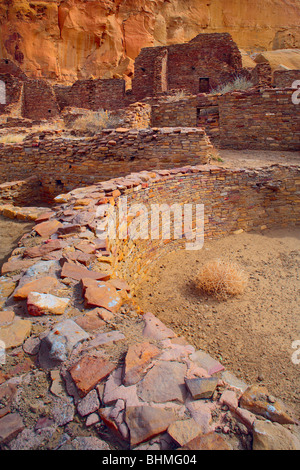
[105,164,300,287]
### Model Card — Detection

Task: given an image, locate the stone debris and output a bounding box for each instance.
[69,354,115,397]
[39,319,90,364]
[0,170,298,452]
[252,420,300,451]
[0,317,31,349]
[27,292,70,316]
[239,384,297,425]
[0,412,25,444]
[125,406,176,447]
[13,276,59,300]
[123,342,161,386]
[185,377,219,399]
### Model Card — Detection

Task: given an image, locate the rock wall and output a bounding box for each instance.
[218,88,300,150]
[0,0,300,83]
[107,165,300,286]
[0,127,212,200]
[0,162,299,450]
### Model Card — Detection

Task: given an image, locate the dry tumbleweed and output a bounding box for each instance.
[195,259,248,300]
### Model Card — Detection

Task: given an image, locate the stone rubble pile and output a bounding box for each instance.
[0,169,299,451]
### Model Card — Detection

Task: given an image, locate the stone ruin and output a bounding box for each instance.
[0,32,299,451]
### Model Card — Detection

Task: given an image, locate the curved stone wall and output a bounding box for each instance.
[0,162,299,450]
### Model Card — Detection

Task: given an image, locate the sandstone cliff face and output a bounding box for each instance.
[0,0,299,82]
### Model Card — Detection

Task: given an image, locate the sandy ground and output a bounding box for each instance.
[0,216,33,269]
[216,149,300,168]
[136,228,300,419]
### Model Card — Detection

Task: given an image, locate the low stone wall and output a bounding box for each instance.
[0,127,212,201]
[273,70,300,88]
[104,164,300,287]
[151,95,220,143]
[0,162,299,450]
[219,88,300,150]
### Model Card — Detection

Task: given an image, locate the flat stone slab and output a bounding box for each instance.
[0,412,25,444]
[125,405,176,447]
[39,319,89,364]
[84,282,122,313]
[239,384,296,425]
[142,312,176,340]
[69,354,116,396]
[185,377,219,399]
[180,432,232,450]
[27,292,70,316]
[77,389,100,417]
[137,360,187,403]
[189,350,225,375]
[24,240,62,258]
[0,317,31,349]
[167,418,203,447]
[13,276,59,300]
[61,262,110,281]
[34,219,62,238]
[252,420,300,450]
[124,342,161,386]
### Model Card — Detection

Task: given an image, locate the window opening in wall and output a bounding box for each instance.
[199,77,210,93]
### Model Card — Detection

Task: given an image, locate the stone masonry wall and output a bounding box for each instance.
[219,88,300,150]
[46,163,298,289]
[21,79,60,120]
[105,164,300,287]
[132,33,243,100]
[0,73,23,115]
[0,127,212,201]
[273,70,300,88]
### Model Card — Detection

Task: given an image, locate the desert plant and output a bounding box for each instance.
[211,76,253,95]
[195,259,247,300]
[0,133,26,144]
[165,90,189,102]
[71,109,123,134]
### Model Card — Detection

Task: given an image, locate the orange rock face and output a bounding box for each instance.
[0,0,299,83]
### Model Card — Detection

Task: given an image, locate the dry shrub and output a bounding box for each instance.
[71,109,122,134]
[195,259,247,300]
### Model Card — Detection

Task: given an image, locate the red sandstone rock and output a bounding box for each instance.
[34,211,55,223]
[27,292,70,316]
[180,432,232,450]
[142,312,176,340]
[1,257,36,275]
[0,412,25,444]
[108,278,130,292]
[34,219,62,238]
[23,240,61,258]
[123,342,161,386]
[125,406,176,447]
[69,354,116,396]
[61,262,110,281]
[0,310,15,327]
[84,281,122,313]
[239,384,296,425]
[13,276,59,300]
[75,310,106,332]
[167,418,204,447]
